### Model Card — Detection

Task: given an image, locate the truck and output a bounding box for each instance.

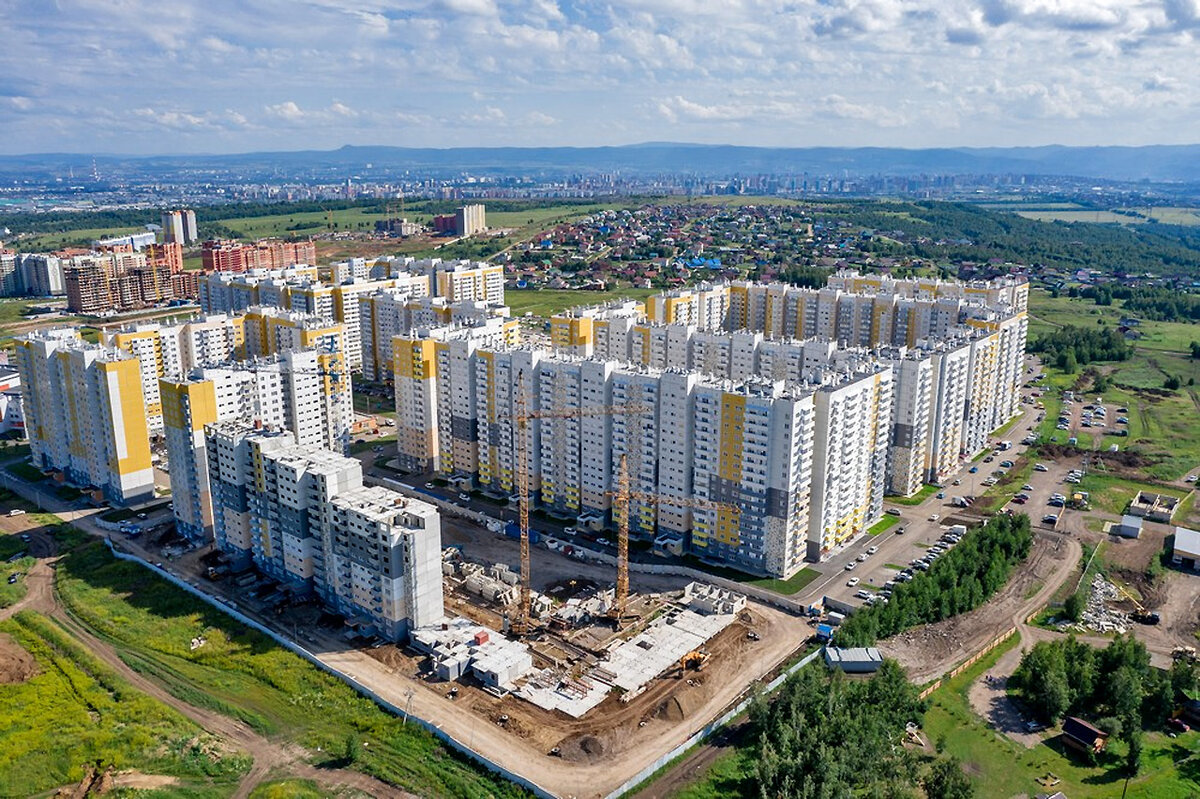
[815,623,835,642]
[998,440,1013,451]
[503,521,541,545]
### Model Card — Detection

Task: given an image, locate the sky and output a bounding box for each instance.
[2,0,1199,154]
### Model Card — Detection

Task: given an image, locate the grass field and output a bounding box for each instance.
[1016,210,1132,224]
[506,288,657,318]
[0,611,250,797]
[0,555,35,607]
[54,542,530,798]
[248,778,327,799]
[1028,290,1200,479]
[923,633,1200,798]
[1076,473,1187,516]
[215,207,413,240]
[12,226,144,252]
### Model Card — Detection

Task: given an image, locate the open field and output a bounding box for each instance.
[12,225,145,252]
[54,541,531,798]
[0,610,250,797]
[1028,290,1200,479]
[924,632,1200,798]
[216,207,414,239]
[1016,210,1132,224]
[506,288,657,318]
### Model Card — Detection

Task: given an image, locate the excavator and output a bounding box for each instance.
[678,650,710,677]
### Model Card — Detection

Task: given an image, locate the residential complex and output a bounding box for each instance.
[205,422,444,641]
[393,272,1027,577]
[161,348,354,544]
[200,238,316,273]
[198,257,505,375]
[161,209,198,245]
[14,328,154,505]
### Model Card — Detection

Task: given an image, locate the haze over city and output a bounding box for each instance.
[4,0,1200,154]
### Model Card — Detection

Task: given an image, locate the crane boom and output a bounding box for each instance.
[613,454,631,625]
[513,385,532,635]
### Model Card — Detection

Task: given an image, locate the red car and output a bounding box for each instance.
[1012,497,1027,505]
[1167,718,1191,733]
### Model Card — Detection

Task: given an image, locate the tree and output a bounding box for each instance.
[1165,375,1182,390]
[1191,341,1200,360]
[925,756,975,799]
[1126,731,1143,776]
[1064,590,1086,622]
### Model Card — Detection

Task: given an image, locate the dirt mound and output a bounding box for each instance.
[557,732,607,762]
[654,688,704,723]
[0,633,37,683]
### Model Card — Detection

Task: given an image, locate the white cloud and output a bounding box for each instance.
[0,0,1197,151]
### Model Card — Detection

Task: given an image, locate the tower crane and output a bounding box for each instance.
[607,463,741,626]
[493,381,649,635]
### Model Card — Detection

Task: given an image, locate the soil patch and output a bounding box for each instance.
[0,632,38,683]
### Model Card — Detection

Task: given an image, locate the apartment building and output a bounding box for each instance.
[161,210,198,245]
[198,267,321,315]
[808,367,893,560]
[455,203,487,237]
[880,350,935,497]
[359,292,513,382]
[689,377,814,578]
[242,306,346,360]
[200,238,316,273]
[15,328,154,505]
[107,315,245,432]
[161,349,354,544]
[205,422,443,641]
[433,260,504,304]
[925,339,973,484]
[391,320,526,473]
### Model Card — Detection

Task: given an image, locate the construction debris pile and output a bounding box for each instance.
[1070,574,1128,635]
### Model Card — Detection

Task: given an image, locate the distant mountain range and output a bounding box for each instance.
[4,143,1200,183]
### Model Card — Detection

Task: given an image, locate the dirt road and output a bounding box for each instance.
[879,531,1082,684]
[1,516,415,799]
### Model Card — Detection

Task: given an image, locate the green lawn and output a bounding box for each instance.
[747,567,821,595]
[12,226,144,253]
[505,288,657,318]
[867,515,901,536]
[54,542,530,798]
[0,611,250,797]
[887,483,939,506]
[350,434,396,455]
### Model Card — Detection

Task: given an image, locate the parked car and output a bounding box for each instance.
[887,508,902,516]
[846,577,860,587]
[969,466,979,473]
[1042,514,1059,524]
[1167,717,1191,733]
[7,509,25,517]
[1035,463,1049,472]
[867,545,879,555]
[844,562,857,571]
[929,513,940,521]
[564,526,576,535]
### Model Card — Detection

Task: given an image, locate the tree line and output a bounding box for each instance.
[836,514,1033,648]
[750,660,974,798]
[1027,325,1133,374]
[1009,635,1195,774]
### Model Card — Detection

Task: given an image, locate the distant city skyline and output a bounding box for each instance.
[3,0,1199,155]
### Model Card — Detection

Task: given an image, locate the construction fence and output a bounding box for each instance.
[917,627,1018,700]
[102,540,560,799]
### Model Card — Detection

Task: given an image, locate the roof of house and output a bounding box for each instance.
[1175,526,1200,556]
[1063,716,1107,747]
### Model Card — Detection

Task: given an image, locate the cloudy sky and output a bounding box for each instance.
[2,0,1198,154]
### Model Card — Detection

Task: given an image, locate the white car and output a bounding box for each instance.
[867,545,879,555]
[1034,464,1049,472]
[929,513,940,521]
[846,576,860,587]
[857,552,869,562]
[844,562,857,571]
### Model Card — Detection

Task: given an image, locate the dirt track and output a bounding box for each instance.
[1,518,415,799]
[879,531,1082,684]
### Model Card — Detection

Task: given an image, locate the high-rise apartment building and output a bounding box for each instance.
[107,314,245,432]
[160,210,198,245]
[242,305,346,361]
[200,239,316,273]
[161,349,354,544]
[205,422,444,641]
[808,368,893,560]
[15,329,154,505]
